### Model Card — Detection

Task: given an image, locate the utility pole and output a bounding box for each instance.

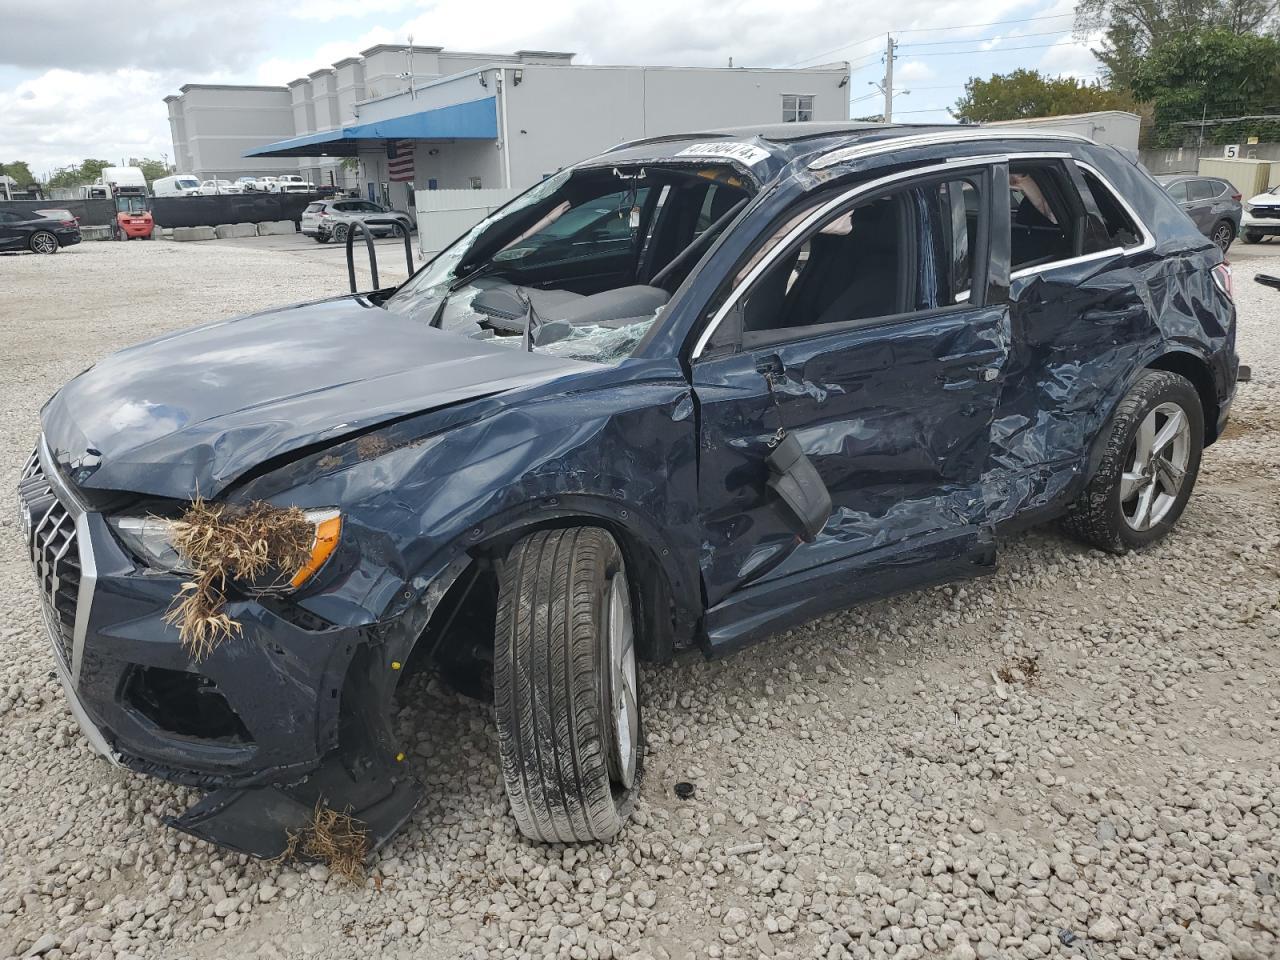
[883,34,895,123]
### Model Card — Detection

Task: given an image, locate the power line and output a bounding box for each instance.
[787,33,886,67]
[786,11,1081,68]
[894,11,1076,34]
[899,27,1074,48]
[904,40,1089,57]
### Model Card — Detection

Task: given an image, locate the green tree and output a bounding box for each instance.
[130,157,173,183]
[0,160,37,185]
[1075,0,1279,89]
[953,69,1135,122]
[46,159,113,189]
[1129,27,1280,144]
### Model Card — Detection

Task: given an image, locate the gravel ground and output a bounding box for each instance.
[1,239,1277,960]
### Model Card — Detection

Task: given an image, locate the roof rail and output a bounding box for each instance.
[809,128,1092,171]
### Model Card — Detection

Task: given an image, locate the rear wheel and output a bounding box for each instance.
[494,527,641,843]
[29,231,58,254]
[1210,220,1235,252]
[313,234,329,244]
[1060,371,1203,553]
[333,224,348,243]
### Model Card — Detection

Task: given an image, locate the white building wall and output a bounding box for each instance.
[986,111,1142,151]
[502,64,850,187]
[174,85,299,180]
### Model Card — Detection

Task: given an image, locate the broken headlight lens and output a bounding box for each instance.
[107,515,189,572]
[107,508,342,586]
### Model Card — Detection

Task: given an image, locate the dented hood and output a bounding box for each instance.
[41,295,590,499]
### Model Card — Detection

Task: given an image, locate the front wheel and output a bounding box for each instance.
[494,527,641,843]
[1243,230,1263,244]
[1060,371,1204,553]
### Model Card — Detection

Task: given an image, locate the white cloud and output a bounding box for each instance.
[896,61,936,83]
[0,69,177,175]
[253,29,398,85]
[1037,35,1104,80]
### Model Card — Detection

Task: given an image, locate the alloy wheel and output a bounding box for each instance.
[605,570,638,790]
[1211,222,1234,252]
[334,224,348,242]
[31,232,57,254]
[1120,401,1191,531]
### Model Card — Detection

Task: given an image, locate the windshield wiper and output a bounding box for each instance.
[427,262,499,329]
[518,289,543,352]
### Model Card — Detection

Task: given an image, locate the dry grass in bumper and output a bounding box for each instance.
[164,498,314,661]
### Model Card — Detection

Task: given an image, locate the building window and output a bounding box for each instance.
[782,95,814,123]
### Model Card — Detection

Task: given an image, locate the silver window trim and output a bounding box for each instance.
[690,158,991,359]
[1010,159,1155,281]
[690,155,1156,359]
[809,129,1090,171]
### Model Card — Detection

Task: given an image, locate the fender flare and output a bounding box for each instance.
[1082,345,1219,486]
[378,492,702,673]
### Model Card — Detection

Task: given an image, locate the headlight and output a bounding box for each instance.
[108,507,342,587]
[107,515,189,571]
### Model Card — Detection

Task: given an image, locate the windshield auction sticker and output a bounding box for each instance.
[675,142,771,166]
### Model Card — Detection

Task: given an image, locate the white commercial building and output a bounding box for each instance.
[165,45,850,221]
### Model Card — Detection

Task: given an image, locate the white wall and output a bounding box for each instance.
[174,86,299,179]
[502,64,849,187]
[986,112,1142,151]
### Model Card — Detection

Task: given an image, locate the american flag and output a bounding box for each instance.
[387,140,414,182]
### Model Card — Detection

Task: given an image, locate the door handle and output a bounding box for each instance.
[755,354,784,381]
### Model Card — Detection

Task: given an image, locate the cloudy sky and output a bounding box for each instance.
[0,0,1103,176]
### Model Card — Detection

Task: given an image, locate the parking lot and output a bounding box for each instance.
[1,237,1277,960]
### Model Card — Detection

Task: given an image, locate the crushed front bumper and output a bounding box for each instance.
[17,441,419,857]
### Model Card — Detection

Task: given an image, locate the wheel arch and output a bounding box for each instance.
[403,495,699,680]
[1083,347,1218,487]
[1145,348,1220,444]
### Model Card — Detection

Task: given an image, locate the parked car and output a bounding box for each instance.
[0,207,81,253]
[19,124,1238,858]
[1242,183,1280,243]
[300,198,412,242]
[152,175,203,198]
[266,175,309,193]
[1155,174,1241,252]
[234,176,258,193]
[276,182,314,195]
[199,179,242,196]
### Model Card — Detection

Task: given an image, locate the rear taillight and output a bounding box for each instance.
[1211,262,1233,300]
[1231,192,1242,202]
[60,219,76,227]
[318,210,329,217]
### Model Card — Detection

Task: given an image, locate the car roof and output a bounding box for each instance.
[591,122,1097,185]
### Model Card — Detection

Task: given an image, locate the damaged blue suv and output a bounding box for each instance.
[20,123,1237,857]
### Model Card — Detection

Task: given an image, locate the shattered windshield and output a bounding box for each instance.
[384,163,751,364]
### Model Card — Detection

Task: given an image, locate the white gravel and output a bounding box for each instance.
[1,239,1278,960]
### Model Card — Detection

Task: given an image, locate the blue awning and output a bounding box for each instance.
[245,97,498,158]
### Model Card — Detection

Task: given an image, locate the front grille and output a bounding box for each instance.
[18,449,81,666]
[1254,207,1280,220]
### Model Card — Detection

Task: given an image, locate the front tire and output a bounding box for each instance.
[494,527,641,843]
[1242,230,1263,244]
[1060,371,1204,553]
